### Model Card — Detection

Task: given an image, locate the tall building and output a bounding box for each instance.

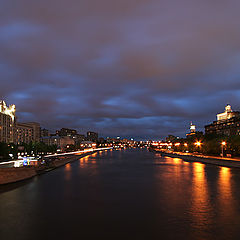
[205,105,240,136]
[0,100,16,143]
[24,122,41,142]
[87,131,98,142]
[15,122,34,144]
[15,122,41,144]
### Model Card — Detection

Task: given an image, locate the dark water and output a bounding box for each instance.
[1,148,240,240]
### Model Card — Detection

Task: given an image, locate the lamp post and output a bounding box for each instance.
[194,141,202,153]
[221,141,226,158]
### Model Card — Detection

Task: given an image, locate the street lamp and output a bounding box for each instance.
[195,141,201,147]
[221,141,226,158]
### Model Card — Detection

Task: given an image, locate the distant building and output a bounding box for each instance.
[56,128,78,137]
[0,100,16,143]
[73,134,85,144]
[80,141,97,148]
[41,128,50,137]
[87,131,98,142]
[186,122,196,137]
[41,136,75,149]
[41,136,61,147]
[205,105,240,136]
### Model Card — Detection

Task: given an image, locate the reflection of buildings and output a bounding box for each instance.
[0,100,16,143]
[205,105,240,136]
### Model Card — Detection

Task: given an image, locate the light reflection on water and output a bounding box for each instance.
[218,167,234,219]
[64,163,72,181]
[191,162,212,236]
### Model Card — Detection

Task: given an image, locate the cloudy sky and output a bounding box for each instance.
[1,0,240,140]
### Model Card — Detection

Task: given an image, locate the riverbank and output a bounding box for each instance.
[153,149,240,168]
[0,148,112,185]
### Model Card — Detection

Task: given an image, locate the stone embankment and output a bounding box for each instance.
[0,148,111,185]
[155,150,240,168]
[0,167,37,185]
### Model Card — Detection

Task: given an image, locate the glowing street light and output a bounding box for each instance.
[195,141,202,147]
[221,141,226,158]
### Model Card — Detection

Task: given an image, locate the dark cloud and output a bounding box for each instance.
[1,0,240,139]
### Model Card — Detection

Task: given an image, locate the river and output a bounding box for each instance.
[1,148,240,240]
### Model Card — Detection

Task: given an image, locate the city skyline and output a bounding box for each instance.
[1,1,240,139]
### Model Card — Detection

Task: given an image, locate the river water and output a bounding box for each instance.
[1,148,240,240]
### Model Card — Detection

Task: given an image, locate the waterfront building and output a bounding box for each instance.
[56,128,78,137]
[15,122,34,144]
[73,134,85,144]
[0,100,16,143]
[87,131,98,142]
[205,104,240,136]
[15,122,41,144]
[24,122,41,142]
[41,136,75,150]
[80,141,97,148]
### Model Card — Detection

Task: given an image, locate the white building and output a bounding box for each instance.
[217,104,239,121]
[0,100,16,143]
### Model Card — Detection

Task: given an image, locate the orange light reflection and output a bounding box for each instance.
[218,167,234,219]
[191,162,212,232]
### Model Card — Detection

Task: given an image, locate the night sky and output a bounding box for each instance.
[1,0,240,140]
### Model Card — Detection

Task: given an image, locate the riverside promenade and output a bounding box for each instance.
[153,149,240,168]
[0,147,112,185]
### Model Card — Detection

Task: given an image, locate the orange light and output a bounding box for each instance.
[184,143,188,147]
[195,141,201,147]
[221,141,226,146]
[175,143,180,146]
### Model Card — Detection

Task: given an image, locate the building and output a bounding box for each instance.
[41,128,50,137]
[205,105,240,136]
[56,128,78,137]
[80,141,97,148]
[41,136,75,150]
[216,104,239,121]
[87,131,98,142]
[73,134,85,144]
[15,122,34,144]
[186,122,196,137]
[41,136,61,147]
[15,122,41,144]
[0,100,16,143]
[24,122,40,142]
